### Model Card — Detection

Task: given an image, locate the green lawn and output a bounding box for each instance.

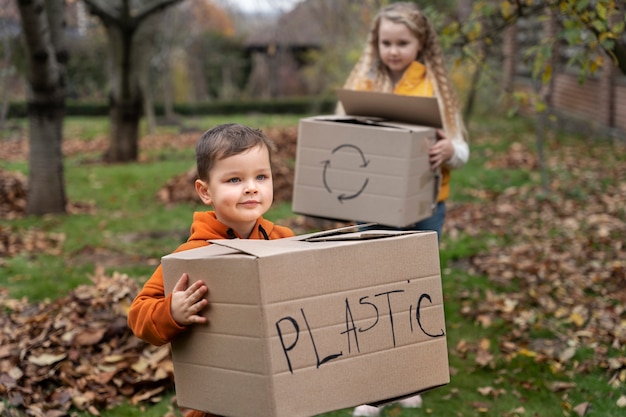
[1,113,624,416]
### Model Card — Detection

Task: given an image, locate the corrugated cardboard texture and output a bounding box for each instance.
[162,230,449,417]
[292,116,439,227]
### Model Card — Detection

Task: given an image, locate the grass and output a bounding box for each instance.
[1,113,624,416]
[1,114,301,299]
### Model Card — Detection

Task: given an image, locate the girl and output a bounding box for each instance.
[341,3,469,416]
[341,1,469,239]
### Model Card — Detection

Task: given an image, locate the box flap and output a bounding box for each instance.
[337,88,442,128]
[205,225,370,257]
[207,226,417,256]
[207,239,305,258]
[285,223,375,241]
[304,229,426,242]
[307,115,435,132]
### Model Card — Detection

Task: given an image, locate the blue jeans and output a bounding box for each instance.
[360,202,446,241]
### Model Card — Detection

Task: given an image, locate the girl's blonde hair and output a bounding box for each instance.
[344,2,467,141]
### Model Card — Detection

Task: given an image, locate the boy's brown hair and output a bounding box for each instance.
[195,123,275,181]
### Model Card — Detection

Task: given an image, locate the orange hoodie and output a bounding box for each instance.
[128,211,294,347]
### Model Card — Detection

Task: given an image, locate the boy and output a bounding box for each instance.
[128,123,294,417]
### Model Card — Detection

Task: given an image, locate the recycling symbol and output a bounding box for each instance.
[321,144,370,203]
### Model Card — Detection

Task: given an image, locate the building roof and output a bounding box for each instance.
[244,0,357,49]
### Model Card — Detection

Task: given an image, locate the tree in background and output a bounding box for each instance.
[0,0,19,127]
[137,1,236,132]
[436,0,625,110]
[433,0,625,190]
[82,0,184,162]
[277,0,383,98]
[15,0,68,215]
[182,0,239,100]
[65,29,108,101]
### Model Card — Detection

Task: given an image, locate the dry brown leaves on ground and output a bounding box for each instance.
[0,169,27,220]
[0,130,199,164]
[0,169,66,264]
[0,226,65,265]
[3,127,625,413]
[0,268,174,417]
[445,139,626,397]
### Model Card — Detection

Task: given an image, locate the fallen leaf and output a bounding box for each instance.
[559,346,576,363]
[469,401,491,412]
[573,402,590,416]
[518,348,537,358]
[0,344,15,359]
[130,386,166,405]
[8,366,23,381]
[476,314,492,327]
[569,312,585,327]
[475,349,494,367]
[27,353,67,366]
[73,328,106,346]
[103,354,126,363]
[91,370,116,385]
[549,381,576,392]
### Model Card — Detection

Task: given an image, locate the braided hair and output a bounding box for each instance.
[344,2,467,141]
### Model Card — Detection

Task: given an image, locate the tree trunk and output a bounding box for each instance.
[501,23,518,96]
[163,56,176,120]
[103,22,144,162]
[0,15,11,126]
[463,56,484,123]
[16,0,67,215]
[142,69,157,135]
[540,9,557,105]
[108,93,141,161]
[535,8,558,195]
[462,4,487,122]
[83,0,184,163]
[27,103,66,214]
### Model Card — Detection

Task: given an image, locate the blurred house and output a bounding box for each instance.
[243,0,367,98]
[244,0,325,97]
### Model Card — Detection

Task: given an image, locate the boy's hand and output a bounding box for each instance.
[170,273,209,326]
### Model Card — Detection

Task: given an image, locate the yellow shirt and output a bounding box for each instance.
[352,62,450,202]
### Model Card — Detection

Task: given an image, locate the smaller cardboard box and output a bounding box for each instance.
[162,228,449,417]
[292,90,442,228]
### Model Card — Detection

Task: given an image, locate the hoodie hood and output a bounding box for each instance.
[187,211,290,244]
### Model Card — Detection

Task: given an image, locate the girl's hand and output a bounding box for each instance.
[429,129,455,170]
[170,273,209,326]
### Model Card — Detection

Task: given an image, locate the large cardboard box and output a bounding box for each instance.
[162,229,449,417]
[292,89,442,228]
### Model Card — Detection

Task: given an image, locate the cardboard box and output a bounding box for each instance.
[162,228,449,417]
[336,89,443,128]
[292,90,442,228]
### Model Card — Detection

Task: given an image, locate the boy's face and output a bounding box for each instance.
[196,145,273,234]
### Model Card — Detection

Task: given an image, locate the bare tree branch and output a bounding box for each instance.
[82,0,183,28]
